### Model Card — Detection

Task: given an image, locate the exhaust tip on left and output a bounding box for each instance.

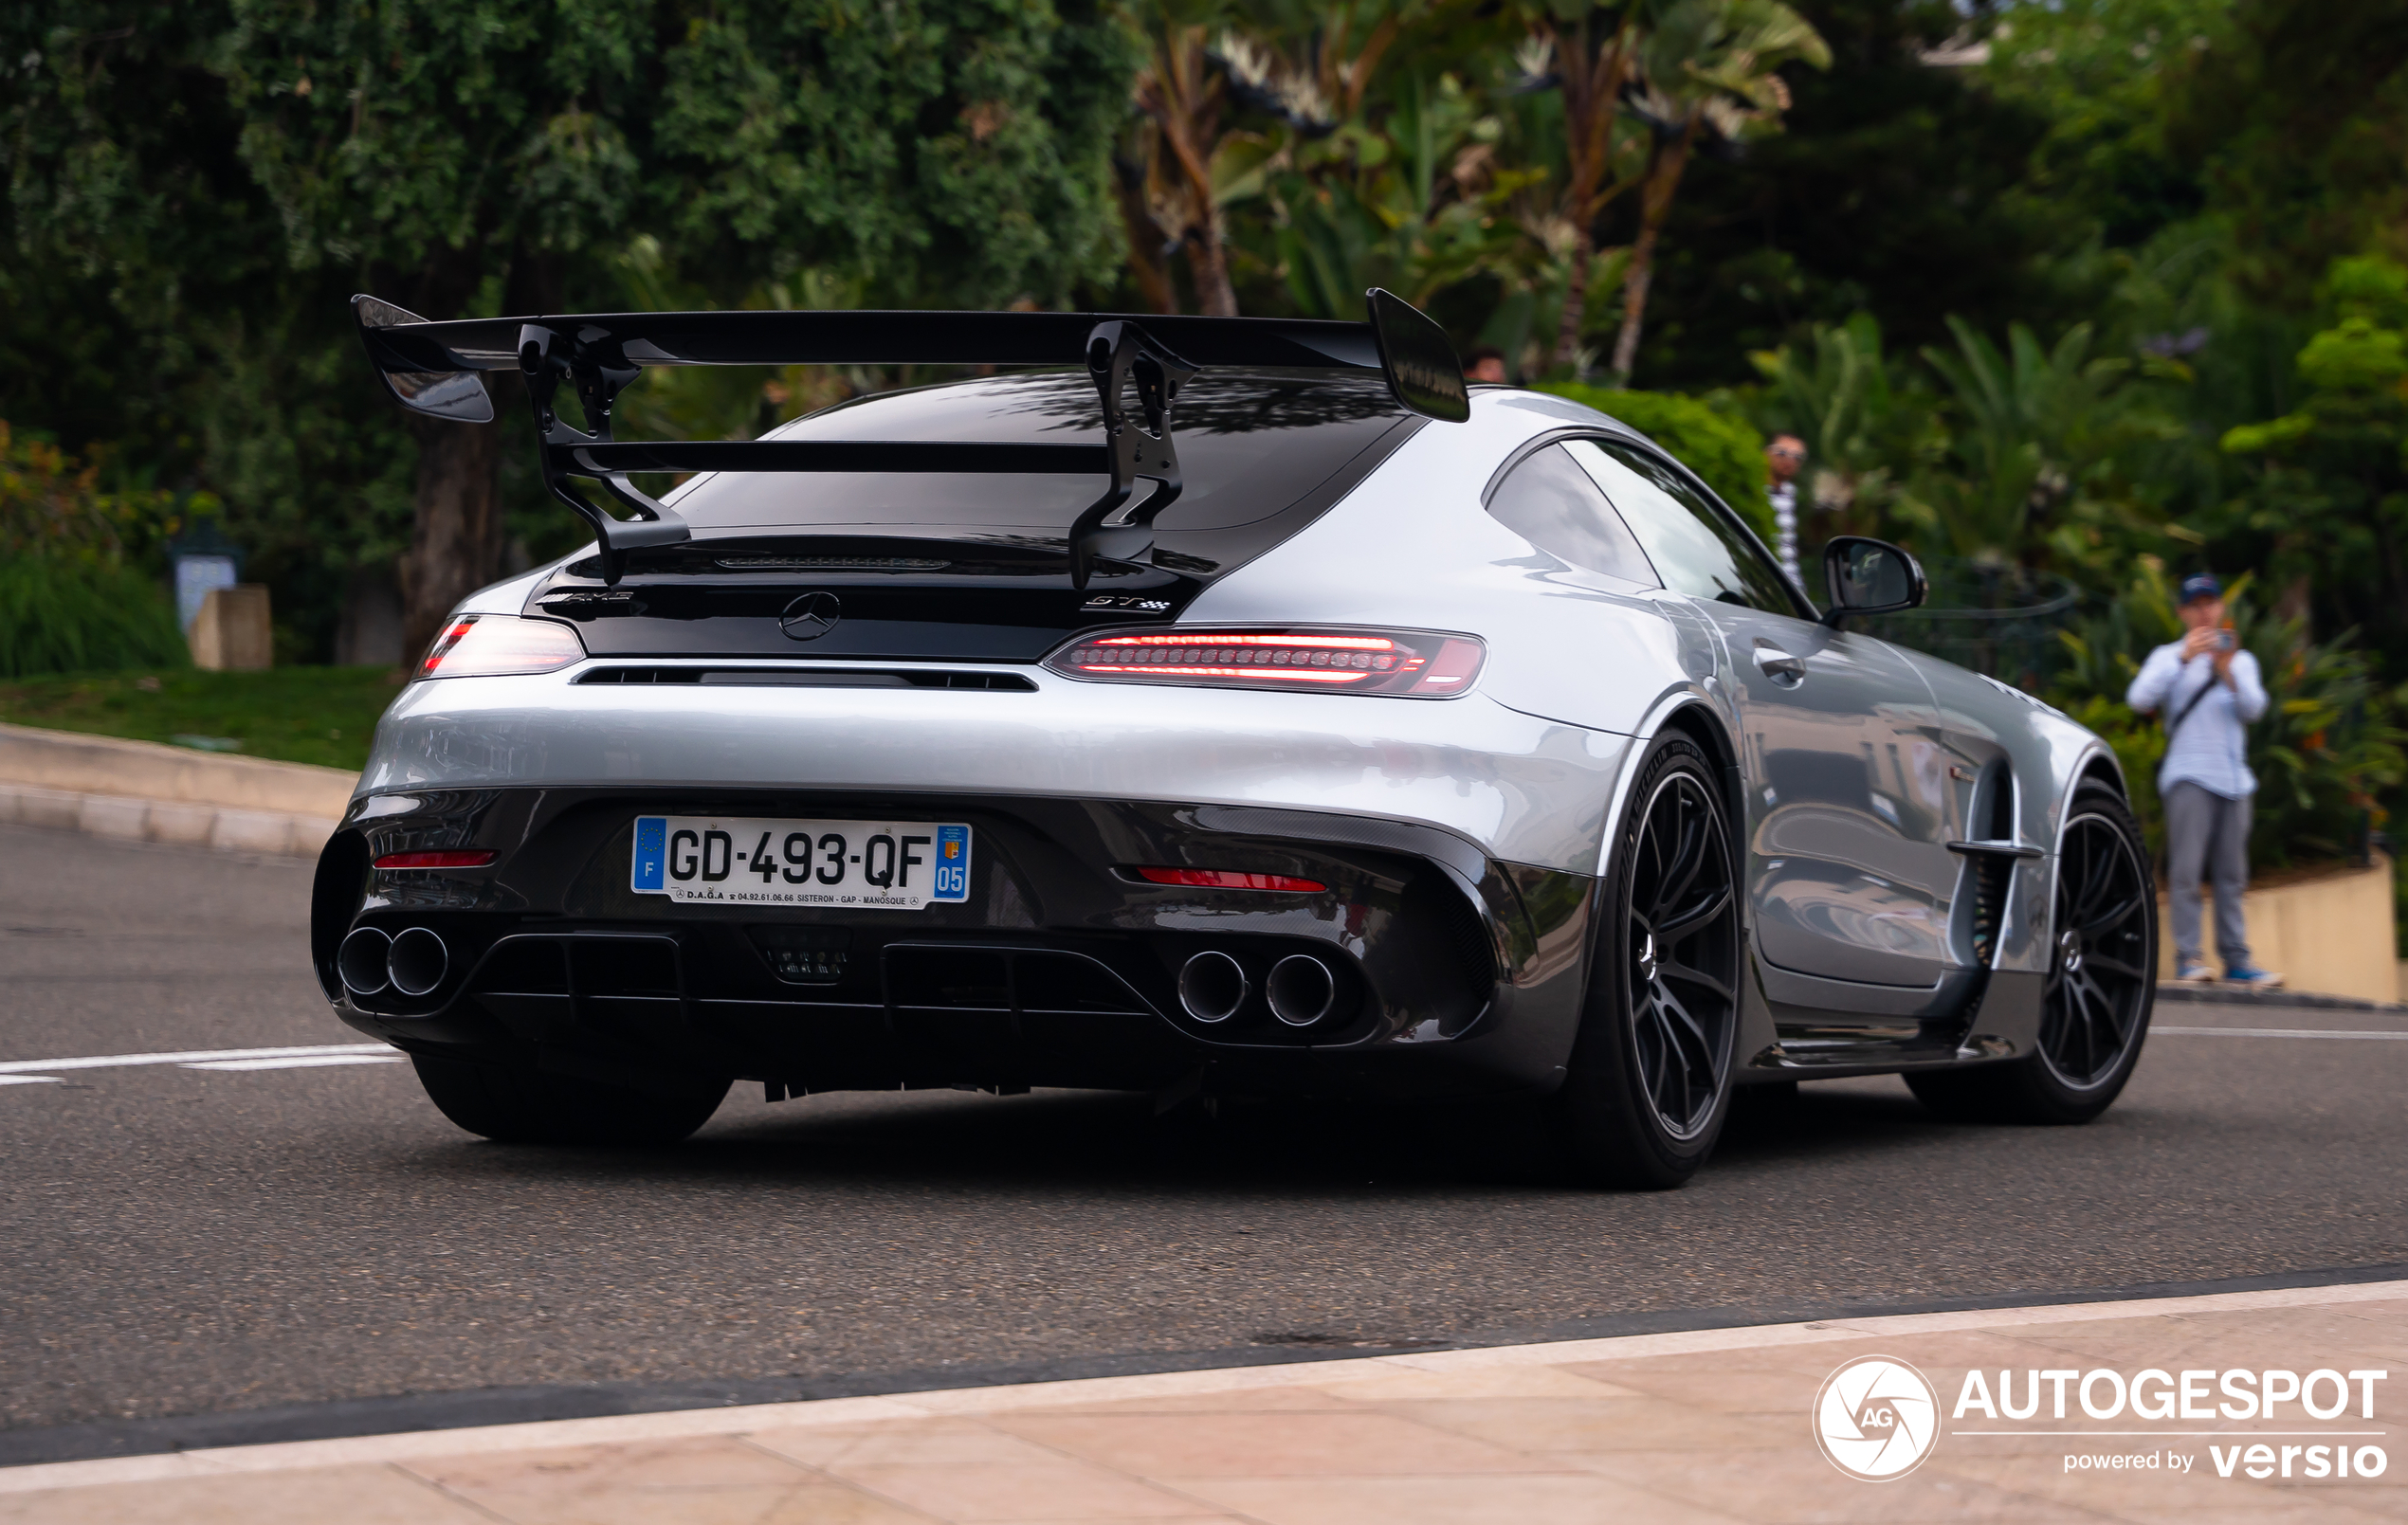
[1177,951,1249,1024]
[337,926,392,997]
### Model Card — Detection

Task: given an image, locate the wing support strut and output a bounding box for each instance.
[353,290,1466,587]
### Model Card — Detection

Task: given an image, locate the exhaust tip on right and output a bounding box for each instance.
[1267,953,1338,1027]
[337,926,392,996]
[388,927,449,998]
[1177,951,1249,1024]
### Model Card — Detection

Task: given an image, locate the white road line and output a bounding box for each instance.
[182,1054,405,1072]
[0,1076,61,1086]
[2154,1025,2408,1040]
[0,1044,394,1080]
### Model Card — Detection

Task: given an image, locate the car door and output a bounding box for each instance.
[1565,437,1959,991]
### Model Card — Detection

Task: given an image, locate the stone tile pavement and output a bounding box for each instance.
[1,1280,2399,1523]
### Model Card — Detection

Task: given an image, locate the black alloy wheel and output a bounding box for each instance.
[2039,808,2154,1087]
[1908,782,2157,1125]
[1553,735,1742,1188]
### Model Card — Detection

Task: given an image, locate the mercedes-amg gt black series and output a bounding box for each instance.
[315,290,2156,1186]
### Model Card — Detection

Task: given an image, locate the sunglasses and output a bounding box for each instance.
[1768,446,1805,460]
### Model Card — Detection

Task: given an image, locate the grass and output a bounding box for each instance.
[0,666,406,772]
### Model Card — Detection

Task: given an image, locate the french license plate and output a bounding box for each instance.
[630,816,972,909]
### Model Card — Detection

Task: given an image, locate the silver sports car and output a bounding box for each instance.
[319,290,2157,1187]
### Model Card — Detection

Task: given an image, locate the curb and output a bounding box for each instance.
[2154,983,2404,1014]
[0,781,337,860]
[0,721,356,815]
[4,1259,2399,1470]
[0,721,355,861]
[1,1272,2399,1488]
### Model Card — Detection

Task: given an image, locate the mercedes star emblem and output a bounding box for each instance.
[778,591,843,642]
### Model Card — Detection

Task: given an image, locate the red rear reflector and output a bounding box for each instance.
[1045,627,1483,698]
[1132,866,1326,893]
[374,850,499,870]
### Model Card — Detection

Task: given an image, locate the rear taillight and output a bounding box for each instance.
[374,850,499,870]
[1044,627,1484,698]
[417,615,586,680]
[1129,866,1327,892]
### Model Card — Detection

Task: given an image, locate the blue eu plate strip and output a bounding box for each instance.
[631,815,667,892]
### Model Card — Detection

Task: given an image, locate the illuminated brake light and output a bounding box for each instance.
[416,614,587,680]
[1132,867,1327,892]
[374,850,499,870]
[1044,627,1481,698]
[419,617,479,677]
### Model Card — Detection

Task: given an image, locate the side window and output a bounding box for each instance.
[1565,438,1800,615]
[1484,444,1660,587]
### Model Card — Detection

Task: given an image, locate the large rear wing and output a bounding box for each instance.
[353,290,1469,585]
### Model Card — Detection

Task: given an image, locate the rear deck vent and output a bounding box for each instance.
[576,666,1035,691]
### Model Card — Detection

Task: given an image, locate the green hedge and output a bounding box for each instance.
[1536,384,1775,545]
[0,557,188,679]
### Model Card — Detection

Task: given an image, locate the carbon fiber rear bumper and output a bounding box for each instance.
[315,788,1599,1101]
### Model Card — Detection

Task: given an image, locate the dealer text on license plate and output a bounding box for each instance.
[631,816,972,909]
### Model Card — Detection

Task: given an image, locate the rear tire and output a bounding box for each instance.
[412,1054,729,1146]
[1551,735,1742,1189]
[1906,782,2156,1125]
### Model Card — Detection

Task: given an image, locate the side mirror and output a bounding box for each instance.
[1822,536,1926,625]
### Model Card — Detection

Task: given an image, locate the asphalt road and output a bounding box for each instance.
[2,819,2402,1452]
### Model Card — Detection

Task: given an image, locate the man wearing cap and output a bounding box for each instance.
[2125,572,2282,986]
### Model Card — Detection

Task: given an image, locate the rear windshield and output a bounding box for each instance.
[664,370,1410,533]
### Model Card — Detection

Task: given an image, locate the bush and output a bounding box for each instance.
[0,421,193,678]
[0,557,189,679]
[1535,385,1774,543]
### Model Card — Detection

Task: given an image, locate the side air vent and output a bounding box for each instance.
[576,666,1035,691]
[1966,769,2016,968]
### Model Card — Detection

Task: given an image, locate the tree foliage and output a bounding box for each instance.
[10,0,2408,902]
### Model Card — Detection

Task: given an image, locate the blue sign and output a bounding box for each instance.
[631,816,667,892]
[932,824,971,900]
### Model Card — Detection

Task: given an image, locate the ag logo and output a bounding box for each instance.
[1813,1355,1939,1480]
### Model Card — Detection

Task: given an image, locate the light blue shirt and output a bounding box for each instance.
[2125,641,2267,800]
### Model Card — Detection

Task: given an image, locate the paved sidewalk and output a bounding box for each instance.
[0,1280,2399,1523]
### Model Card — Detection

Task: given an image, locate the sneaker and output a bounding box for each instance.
[2173,962,2215,983]
[2224,965,2286,989]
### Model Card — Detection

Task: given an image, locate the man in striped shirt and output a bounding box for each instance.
[1765,434,1805,587]
[2125,572,2281,987]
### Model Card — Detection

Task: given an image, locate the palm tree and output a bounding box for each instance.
[1123,0,1250,316]
[1608,0,1827,381]
[1508,2,1649,374]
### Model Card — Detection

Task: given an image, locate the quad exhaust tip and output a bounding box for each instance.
[338,925,449,1000]
[1177,951,1249,1024]
[388,927,449,998]
[337,926,392,996]
[1267,953,1337,1027]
